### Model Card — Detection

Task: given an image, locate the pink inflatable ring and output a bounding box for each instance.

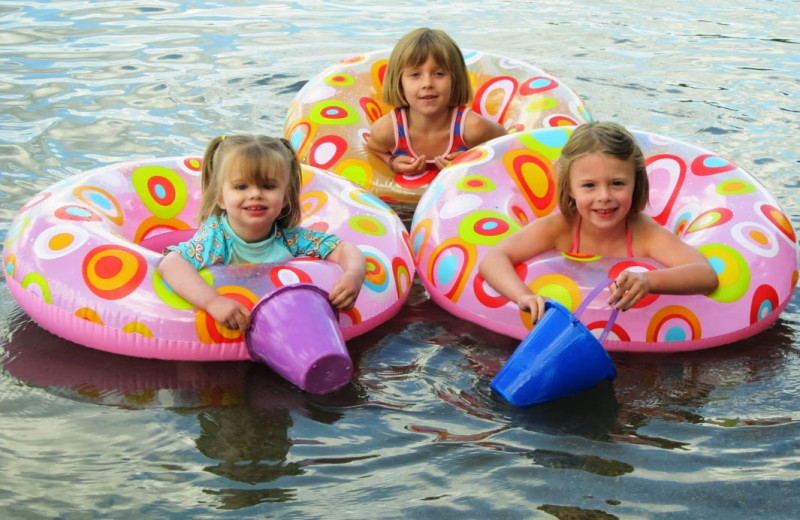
[3,157,415,361]
[284,48,591,203]
[411,127,799,352]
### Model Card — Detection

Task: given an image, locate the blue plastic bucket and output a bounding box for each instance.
[490,278,618,407]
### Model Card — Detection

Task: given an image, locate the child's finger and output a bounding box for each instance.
[535,297,546,322]
[239,309,251,329]
[328,286,350,309]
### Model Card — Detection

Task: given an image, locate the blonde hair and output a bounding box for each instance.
[199,135,302,228]
[556,121,649,220]
[382,27,472,108]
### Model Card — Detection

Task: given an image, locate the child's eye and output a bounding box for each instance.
[234,183,248,191]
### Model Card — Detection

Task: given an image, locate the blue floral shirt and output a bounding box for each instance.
[166,214,341,270]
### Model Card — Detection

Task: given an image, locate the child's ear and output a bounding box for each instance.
[217,193,226,210]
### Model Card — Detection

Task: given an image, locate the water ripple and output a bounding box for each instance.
[1,1,799,518]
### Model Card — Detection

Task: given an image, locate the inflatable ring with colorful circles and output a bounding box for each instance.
[3,158,414,361]
[411,127,798,352]
[284,49,591,203]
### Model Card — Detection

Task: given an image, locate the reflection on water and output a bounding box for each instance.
[3,321,249,408]
[1,0,799,518]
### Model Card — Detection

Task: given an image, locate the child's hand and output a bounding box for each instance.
[392,155,427,175]
[433,152,461,170]
[517,293,547,325]
[328,271,364,310]
[206,295,251,331]
[609,271,650,310]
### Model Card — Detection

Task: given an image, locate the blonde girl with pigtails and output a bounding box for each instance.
[159,135,366,331]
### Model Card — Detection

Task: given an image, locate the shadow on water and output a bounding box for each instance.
[1,314,367,409]
[348,282,799,446]
[182,364,371,509]
[611,317,798,430]
[1,316,373,508]
[4,280,797,415]
[2,318,251,408]
[2,280,798,513]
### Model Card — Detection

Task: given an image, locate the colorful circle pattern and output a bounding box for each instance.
[412,128,798,352]
[283,48,591,203]
[3,157,414,361]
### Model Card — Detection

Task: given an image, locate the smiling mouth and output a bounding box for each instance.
[594,208,617,217]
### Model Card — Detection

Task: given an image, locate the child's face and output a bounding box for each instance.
[400,55,453,115]
[217,157,289,242]
[568,152,636,231]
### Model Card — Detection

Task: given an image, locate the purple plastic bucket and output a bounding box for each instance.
[490,279,618,407]
[246,284,352,394]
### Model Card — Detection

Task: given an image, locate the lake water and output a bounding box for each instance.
[1,1,799,519]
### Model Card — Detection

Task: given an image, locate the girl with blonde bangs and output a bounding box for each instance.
[367,27,507,187]
[480,121,718,325]
[160,134,366,332]
[556,122,649,220]
[199,135,302,228]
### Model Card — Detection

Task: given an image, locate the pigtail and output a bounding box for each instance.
[201,136,225,193]
[198,135,228,223]
[197,134,305,229]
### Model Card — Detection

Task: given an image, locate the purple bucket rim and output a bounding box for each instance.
[249,283,335,319]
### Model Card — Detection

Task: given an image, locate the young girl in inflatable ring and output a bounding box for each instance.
[479,121,719,324]
[367,27,507,189]
[159,135,366,331]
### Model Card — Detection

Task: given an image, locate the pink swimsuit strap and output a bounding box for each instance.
[571,215,633,257]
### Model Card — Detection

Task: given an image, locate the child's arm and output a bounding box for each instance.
[366,115,395,166]
[608,219,719,310]
[478,215,563,324]
[158,251,251,330]
[324,241,366,310]
[367,114,426,174]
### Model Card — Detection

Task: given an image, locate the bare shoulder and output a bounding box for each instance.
[463,110,507,147]
[630,214,674,246]
[367,114,395,153]
[500,212,570,263]
[632,214,679,241]
[540,212,574,251]
[632,214,705,263]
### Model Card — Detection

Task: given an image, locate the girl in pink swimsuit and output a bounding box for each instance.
[479,121,719,325]
[366,28,507,189]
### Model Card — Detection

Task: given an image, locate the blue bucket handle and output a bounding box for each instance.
[573,277,619,344]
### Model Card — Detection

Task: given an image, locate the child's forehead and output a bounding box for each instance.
[571,153,635,177]
[404,55,444,69]
[224,155,286,182]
